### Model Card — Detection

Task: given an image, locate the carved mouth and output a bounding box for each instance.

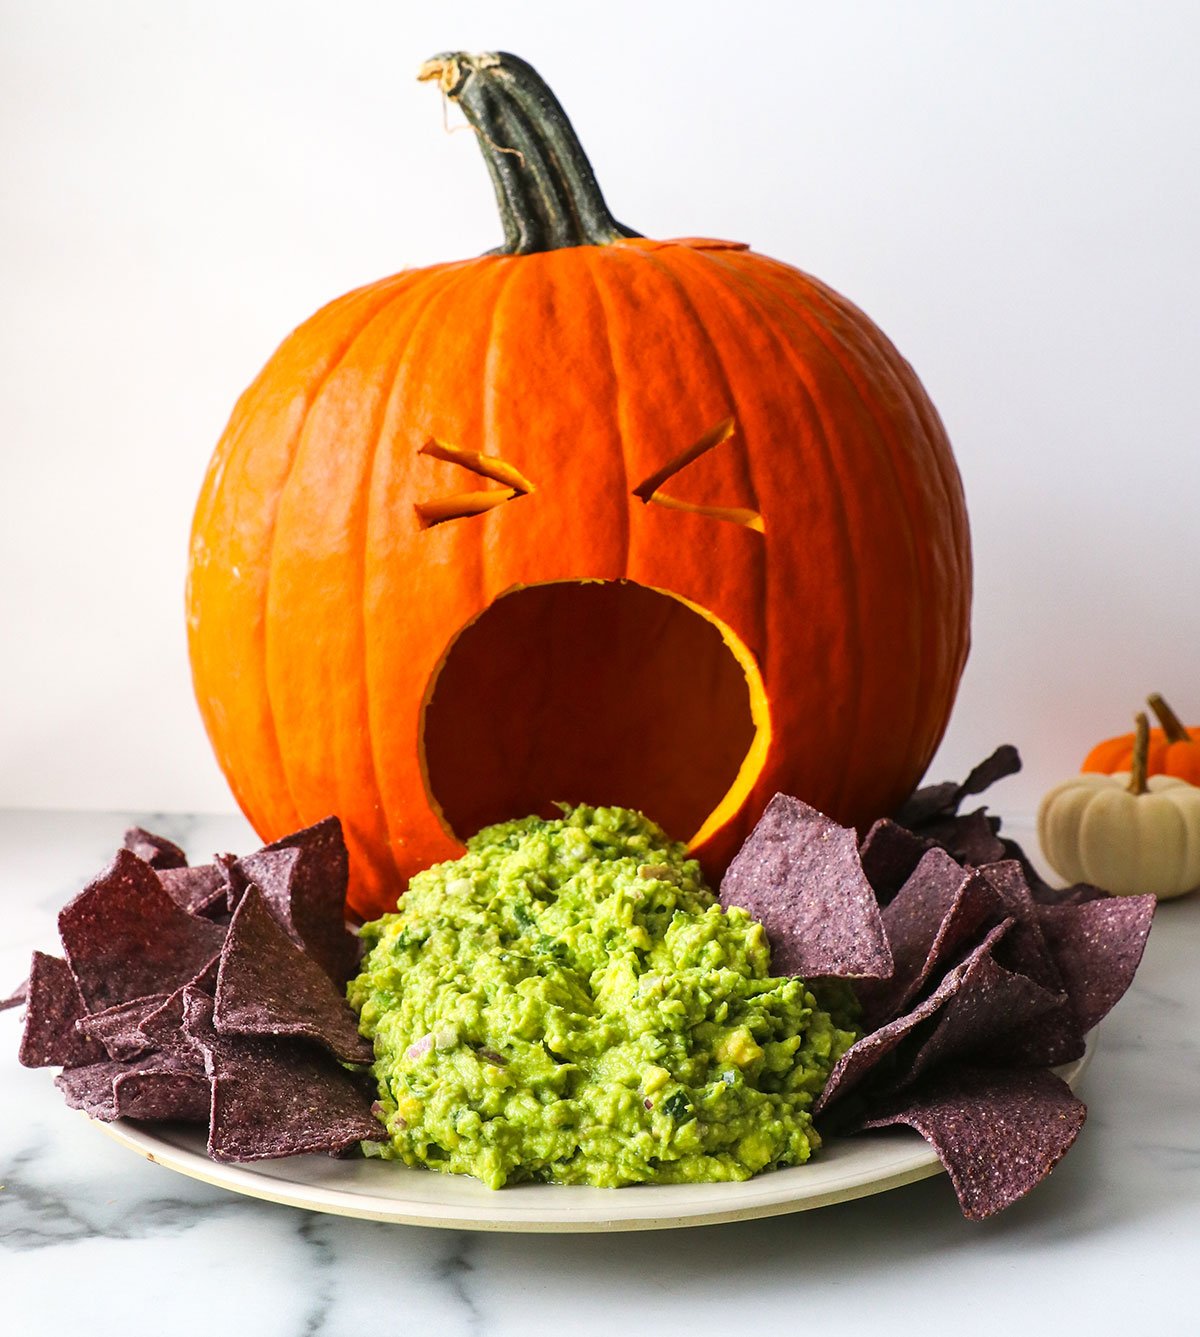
[420,580,770,848]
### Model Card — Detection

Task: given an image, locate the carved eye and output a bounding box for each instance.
[415,439,535,528]
[632,418,763,532]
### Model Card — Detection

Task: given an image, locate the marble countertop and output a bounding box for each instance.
[1,809,1196,1337]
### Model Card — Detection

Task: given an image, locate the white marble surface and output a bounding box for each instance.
[1,809,1197,1337]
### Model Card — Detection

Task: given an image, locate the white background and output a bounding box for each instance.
[2,0,1198,822]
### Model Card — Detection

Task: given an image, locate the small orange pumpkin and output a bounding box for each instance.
[1082,693,1200,785]
[187,52,972,919]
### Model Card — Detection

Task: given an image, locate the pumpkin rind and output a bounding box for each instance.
[187,54,972,919]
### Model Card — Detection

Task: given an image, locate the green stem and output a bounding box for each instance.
[1147,692,1192,744]
[419,51,640,255]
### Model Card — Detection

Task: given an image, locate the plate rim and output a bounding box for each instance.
[84,1040,1093,1233]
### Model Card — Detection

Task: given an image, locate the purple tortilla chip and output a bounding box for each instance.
[919,809,1008,867]
[720,794,893,980]
[1037,895,1156,1033]
[56,1048,208,1123]
[123,826,188,870]
[894,745,1022,828]
[1,977,29,1011]
[858,819,935,905]
[975,862,1083,1066]
[137,958,219,1054]
[958,745,1023,802]
[916,809,1006,867]
[214,888,372,1066]
[815,920,1013,1116]
[158,864,228,918]
[58,849,226,1012]
[978,862,1064,989]
[113,1064,210,1123]
[858,1065,1087,1220]
[54,1059,126,1119]
[19,951,106,1068]
[183,990,380,1162]
[856,850,1003,1027]
[235,817,359,984]
[901,948,1067,1086]
[76,994,169,1061]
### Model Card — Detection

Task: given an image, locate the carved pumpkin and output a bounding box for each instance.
[187,52,972,920]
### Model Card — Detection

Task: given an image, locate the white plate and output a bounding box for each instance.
[88,1043,1091,1232]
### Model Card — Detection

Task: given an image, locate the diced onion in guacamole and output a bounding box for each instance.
[349,806,858,1189]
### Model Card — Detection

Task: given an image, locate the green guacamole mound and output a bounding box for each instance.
[349,805,858,1189]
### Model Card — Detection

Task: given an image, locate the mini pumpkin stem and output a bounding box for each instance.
[1128,711,1150,796]
[1147,692,1192,744]
[418,51,640,255]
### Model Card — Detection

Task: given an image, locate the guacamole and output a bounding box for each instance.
[349,806,858,1188]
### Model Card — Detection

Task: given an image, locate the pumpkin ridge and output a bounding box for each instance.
[661,246,871,816]
[710,250,933,786]
[763,256,972,675]
[580,247,638,576]
[477,256,545,611]
[810,270,971,620]
[631,247,764,523]
[198,277,422,838]
[364,258,519,893]
[357,263,498,895]
[263,266,463,847]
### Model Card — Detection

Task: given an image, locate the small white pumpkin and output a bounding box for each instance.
[1039,712,1200,899]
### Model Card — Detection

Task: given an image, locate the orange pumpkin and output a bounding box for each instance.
[187,52,972,920]
[1082,693,1200,785]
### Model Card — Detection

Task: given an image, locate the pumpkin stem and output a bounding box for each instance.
[1128,711,1150,796]
[418,52,640,255]
[1147,692,1192,744]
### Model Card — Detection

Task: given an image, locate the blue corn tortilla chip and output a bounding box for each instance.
[857,1065,1087,1220]
[123,826,188,870]
[113,1064,210,1123]
[899,948,1067,1086]
[136,959,220,1054]
[2,978,28,1011]
[55,1059,129,1119]
[918,809,1007,867]
[858,819,935,904]
[214,887,372,1066]
[815,920,1014,1116]
[894,745,1022,828]
[58,849,226,1012]
[19,951,106,1068]
[1037,895,1156,1033]
[183,989,380,1162]
[855,850,1003,1027]
[975,861,1084,1066]
[56,1048,209,1123]
[231,817,359,985]
[76,994,169,1062]
[720,794,893,980]
[158,864,229,919]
